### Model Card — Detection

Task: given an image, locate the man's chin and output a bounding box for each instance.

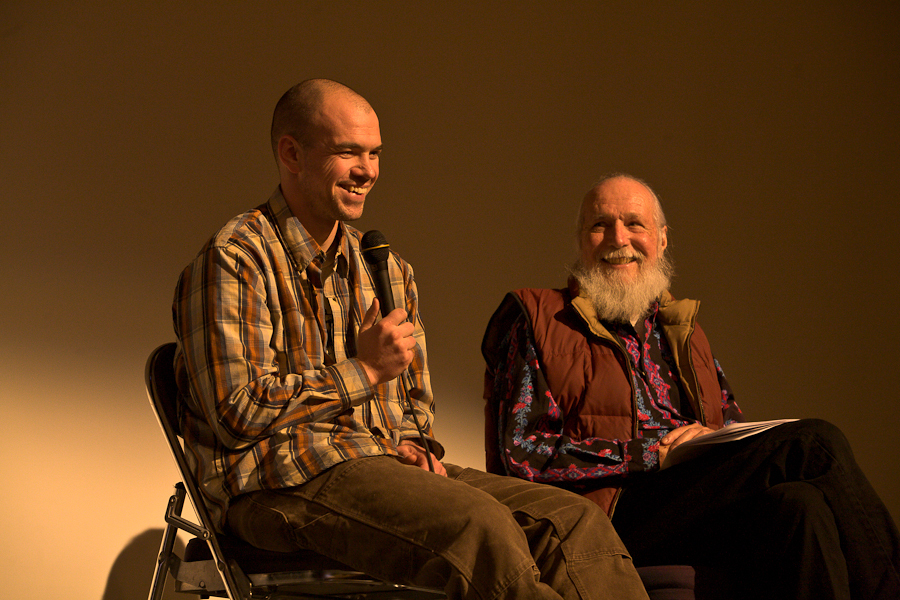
[600,267,641,286]
[332,196,366,221]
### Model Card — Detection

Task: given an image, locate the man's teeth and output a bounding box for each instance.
[605,257,635,265]
[345,185,367,195]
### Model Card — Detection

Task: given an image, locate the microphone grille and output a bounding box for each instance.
[361,230,391,264]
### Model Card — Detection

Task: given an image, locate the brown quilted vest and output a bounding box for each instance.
[512,286,724,514]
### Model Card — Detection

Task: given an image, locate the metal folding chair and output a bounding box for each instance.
[145,342,446,599]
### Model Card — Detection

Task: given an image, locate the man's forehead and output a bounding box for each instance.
[583,193,654,219]
[310,92,378,126]
[316,93,377,122]
[312,113,382,151]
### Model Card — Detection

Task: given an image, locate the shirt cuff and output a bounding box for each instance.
[325,358,375,409]
[626,437,661,473]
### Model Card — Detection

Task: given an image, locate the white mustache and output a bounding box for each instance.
[600,249,645,263]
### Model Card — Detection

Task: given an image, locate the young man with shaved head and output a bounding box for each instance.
[173,81,649,600]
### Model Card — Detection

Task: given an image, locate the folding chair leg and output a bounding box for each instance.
[218,557,252,600]
[149,487,187,600]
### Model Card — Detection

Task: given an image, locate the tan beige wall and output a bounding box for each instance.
[2,2,898,598]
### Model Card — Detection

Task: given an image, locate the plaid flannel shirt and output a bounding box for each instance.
[173,188,440,527]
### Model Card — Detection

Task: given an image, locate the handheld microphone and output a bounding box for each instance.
[359,229,435,473]
[361,229,394,317]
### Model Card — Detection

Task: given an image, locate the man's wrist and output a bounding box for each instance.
[330,359,376,406]
[358,359,379,388]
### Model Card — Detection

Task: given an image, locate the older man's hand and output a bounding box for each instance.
[658,423,719,468]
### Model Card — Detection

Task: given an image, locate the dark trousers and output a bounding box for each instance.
[227,456,649,600]
[611,419,900,600]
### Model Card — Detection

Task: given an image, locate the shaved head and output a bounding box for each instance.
[270,78,373,156]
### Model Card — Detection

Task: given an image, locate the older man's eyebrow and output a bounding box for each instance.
[589,211,643,221]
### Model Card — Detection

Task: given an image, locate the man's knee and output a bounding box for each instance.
[519,485,627,553]
[765,480,828,514]
[794,418,854,460]
[799,417,845,440]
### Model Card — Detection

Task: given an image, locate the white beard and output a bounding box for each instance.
[570,250,674,325]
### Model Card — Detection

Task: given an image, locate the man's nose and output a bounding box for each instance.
[353,156,376,178]
[607,221,628,247]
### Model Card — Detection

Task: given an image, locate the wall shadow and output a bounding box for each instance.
[104,528,185,600]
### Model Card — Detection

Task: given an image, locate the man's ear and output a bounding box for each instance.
[277,135,303,175]
[660,225,668,251]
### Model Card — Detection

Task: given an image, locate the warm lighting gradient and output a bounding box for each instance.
[2,3,898,599]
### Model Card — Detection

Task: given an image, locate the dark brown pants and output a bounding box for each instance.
[613,419,900,600]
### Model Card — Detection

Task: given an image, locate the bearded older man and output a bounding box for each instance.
[482,174,900,600]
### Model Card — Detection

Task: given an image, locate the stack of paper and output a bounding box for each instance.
[663,419,798,468]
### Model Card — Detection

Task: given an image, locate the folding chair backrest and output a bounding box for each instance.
[146,343,213,529]
[147,343,181,439]
[146,342,253,598]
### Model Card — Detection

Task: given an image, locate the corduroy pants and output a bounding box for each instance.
[227,456,649,600]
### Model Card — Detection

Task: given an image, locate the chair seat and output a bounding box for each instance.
[637,565,695,600]
[180,535,445,598]
[185,535,357,574]
[186,537,697,599]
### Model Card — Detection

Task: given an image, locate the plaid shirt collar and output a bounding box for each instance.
[267,187,350,278]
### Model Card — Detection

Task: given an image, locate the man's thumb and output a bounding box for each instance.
[360,299,380,331]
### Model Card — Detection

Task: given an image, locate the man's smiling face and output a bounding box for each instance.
[295,93,382,229]
[578,176,667,284]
